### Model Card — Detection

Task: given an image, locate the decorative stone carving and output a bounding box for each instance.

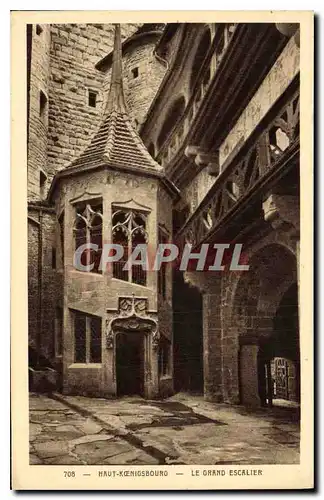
[105,321,114,349]
[106,294,159,349]
[112,198,151,213]
[68,173,104,202]
[119,297,147,316]
[263,194,299,231]
[106,172,116,185]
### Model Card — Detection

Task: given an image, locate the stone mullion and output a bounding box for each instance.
[86,220,91,270]
[128,216,133,284]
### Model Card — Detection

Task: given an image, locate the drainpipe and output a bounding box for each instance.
[36,209,43,368]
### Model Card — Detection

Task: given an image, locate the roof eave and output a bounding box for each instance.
[47,158,175,204]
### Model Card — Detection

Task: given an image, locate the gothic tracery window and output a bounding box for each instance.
[73,201,103,273]
[112,208,148,286]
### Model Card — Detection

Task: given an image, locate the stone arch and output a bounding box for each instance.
[221,241,298,407]
[156,95,186,150]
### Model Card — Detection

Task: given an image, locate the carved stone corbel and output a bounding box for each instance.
[262,193,300,232]
[183,270,220,294]
[185,145,220,176]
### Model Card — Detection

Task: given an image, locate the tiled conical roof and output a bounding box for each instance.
[68,24,162,174]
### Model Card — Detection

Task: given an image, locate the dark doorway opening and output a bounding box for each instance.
[173,270,204,394]
[116,332,145,397]
[258,283,300,408]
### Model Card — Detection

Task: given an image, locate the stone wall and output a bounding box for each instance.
[28,216,40,349]
[28,207,61,366]
[122,39,166,128]
[27,24,51,201]
[219,36,300,169]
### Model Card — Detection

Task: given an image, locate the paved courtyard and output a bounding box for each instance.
[29,392,300,466]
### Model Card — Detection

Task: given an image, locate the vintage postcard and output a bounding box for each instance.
[11,10,314,490]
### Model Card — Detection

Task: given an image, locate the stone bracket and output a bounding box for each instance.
[183,270,221,294]
[262,193,299,232]
[185,145,220,176]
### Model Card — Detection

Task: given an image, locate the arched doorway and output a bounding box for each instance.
[232,243,299,408]
[258,283,300,407]
[116,331,145,397]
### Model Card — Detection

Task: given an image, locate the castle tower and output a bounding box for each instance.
[96,24,166,129]
[49,24,178,399]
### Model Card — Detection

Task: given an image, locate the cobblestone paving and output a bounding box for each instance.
[29,393,300,465]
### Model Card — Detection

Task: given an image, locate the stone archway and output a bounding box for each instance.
[224,243,299,407]
[260,283,300,407]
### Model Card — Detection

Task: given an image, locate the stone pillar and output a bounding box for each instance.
[184,271,222,402]
[239,344,261,407]
[202,292,223,401]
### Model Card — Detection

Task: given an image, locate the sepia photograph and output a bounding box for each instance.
[10,11,314,489]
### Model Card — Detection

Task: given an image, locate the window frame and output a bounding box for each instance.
[39,170,47,199]
[73,200,103,274]
[73,311,102,364]
[39,90,48,124]
[112,207,148,286]
[131,67,139,79]
[88,89,98,108]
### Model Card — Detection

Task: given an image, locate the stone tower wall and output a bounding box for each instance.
[47,23,141,181]
[27,23,51,201]
[122,40,166,128]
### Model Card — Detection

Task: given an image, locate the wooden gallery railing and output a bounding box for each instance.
[176,88,300,248]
